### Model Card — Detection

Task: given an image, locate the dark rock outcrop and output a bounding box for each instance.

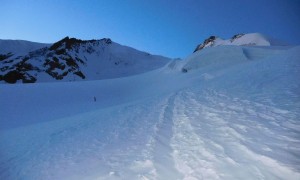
[193,36,217,53]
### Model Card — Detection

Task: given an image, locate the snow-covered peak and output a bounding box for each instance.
[194,33,285,52]
[0,37,170,84]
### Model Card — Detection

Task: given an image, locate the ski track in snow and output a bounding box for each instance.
[1,88,300,179]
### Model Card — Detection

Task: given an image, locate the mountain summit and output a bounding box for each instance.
[193,33,286,52]
[0,37,170,84]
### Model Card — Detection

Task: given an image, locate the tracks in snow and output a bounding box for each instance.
[144,88,300,179]
[171,91,221,180]
[149,94,182,179]
[1,88,299,179]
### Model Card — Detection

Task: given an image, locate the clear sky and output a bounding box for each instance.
[1,0,299,58]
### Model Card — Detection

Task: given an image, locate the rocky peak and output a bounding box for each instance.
[230,33,245,42]
[49,37,112,51]
[50,37,91,50]
[193,35,217,52]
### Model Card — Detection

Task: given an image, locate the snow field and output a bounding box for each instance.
[1,45,300,179]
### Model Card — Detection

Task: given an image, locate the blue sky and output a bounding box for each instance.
[1,0,299,58]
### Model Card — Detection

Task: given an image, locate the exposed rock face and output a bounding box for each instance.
[230,33,245,42]
[193,36,217,52]
[0,40,87,83]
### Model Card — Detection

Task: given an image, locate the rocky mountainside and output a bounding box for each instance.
[193,33,286,52]
[0,37,170,84]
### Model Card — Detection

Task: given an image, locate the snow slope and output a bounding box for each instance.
[0,39,50,55]
[0,44,299,179]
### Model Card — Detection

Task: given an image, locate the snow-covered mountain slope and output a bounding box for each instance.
[182,45,290,73]
[193,33,286,52]
[0,37,170,83]
[0,39,50,56]
[1,43,299,179]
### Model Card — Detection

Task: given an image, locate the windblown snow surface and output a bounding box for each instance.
[0,45,300,180]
